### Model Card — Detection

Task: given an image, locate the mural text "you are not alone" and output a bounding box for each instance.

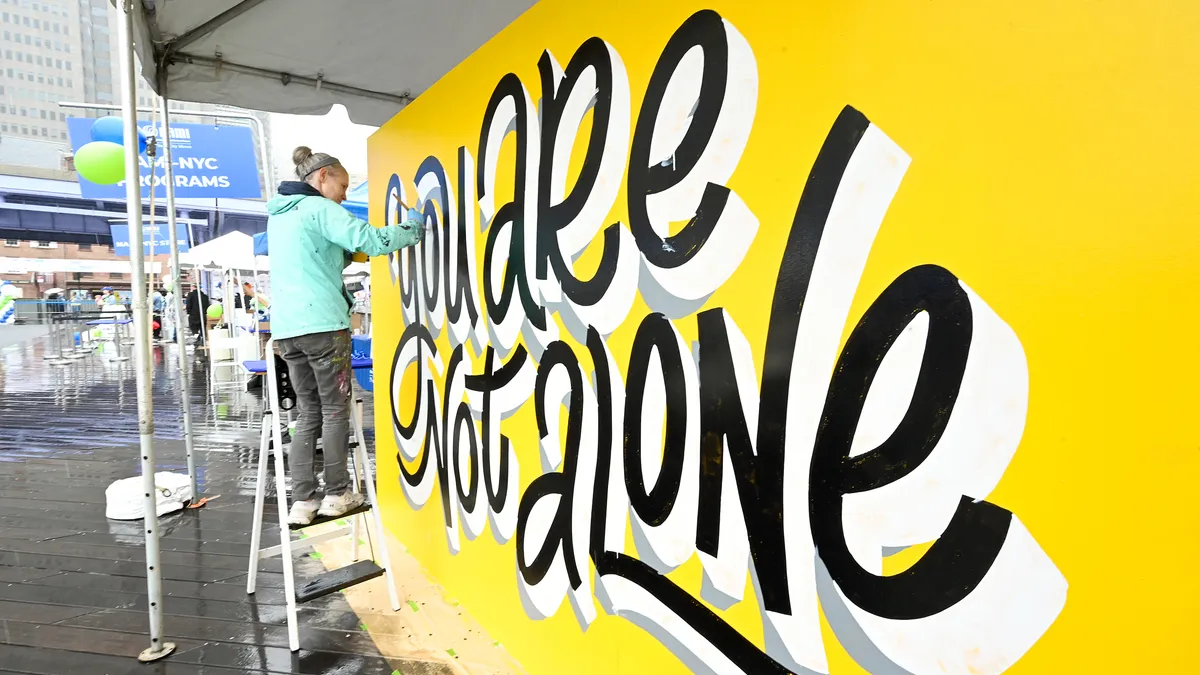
[385,10,1067,675]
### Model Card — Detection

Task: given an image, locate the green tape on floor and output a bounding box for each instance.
[407,600,420,612]
[446,648,457,657]
[310,552,322,560]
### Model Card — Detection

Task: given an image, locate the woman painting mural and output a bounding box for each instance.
[268,146,423,525]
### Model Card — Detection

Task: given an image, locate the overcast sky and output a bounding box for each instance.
[269,105,376,186]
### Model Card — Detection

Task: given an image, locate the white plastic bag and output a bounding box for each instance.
[105,472,193,520]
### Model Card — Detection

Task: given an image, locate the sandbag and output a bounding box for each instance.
[105,472,193,520]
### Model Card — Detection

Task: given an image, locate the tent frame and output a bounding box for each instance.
[115,0,437,660]
[145,0,410,109]
[118,0,175,662]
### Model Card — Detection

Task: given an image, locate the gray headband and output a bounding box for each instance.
[303,155,340,178]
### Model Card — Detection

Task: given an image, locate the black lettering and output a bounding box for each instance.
[627,9,730,269]
[415,157,444,312]
[465,345,529,515]
[623,312,688,526]
[809,264,1010,620]
[451,146,481,328]
[516,341,585,588]
[385,172,420,314]
[536,39,625,307]
[478,73,546,330]
[390,323,437,491]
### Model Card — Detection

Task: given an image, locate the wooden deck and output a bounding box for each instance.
[0,327,429,674]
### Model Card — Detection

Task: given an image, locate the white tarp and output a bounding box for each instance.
[180,230,264,271]
[122,0,538,126]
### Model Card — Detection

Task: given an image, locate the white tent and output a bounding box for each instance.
[180,231,265,271]
[123,0,537,125]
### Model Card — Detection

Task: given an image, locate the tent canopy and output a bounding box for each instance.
[180,231,264,271]
[124,0,538,126]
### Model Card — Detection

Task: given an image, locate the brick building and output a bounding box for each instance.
[0,236,165,297]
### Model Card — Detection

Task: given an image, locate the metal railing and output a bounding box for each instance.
[11,299,110,324]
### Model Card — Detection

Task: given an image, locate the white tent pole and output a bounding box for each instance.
[160,94,198,499]
[145,105,156,351]
[120,0,175,663]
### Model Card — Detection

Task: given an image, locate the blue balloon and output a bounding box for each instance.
[90,116,148,154]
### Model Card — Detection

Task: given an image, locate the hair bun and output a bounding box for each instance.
[292,146,314,166]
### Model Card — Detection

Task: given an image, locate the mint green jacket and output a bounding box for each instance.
[266,191,422,340]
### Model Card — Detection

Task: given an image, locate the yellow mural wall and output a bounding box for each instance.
[367,1,1199,673]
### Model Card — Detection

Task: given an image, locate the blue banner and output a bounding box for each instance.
[67,117,262,199]
[110,223,191,257]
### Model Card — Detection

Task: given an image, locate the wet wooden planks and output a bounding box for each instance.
[0,335,390,673]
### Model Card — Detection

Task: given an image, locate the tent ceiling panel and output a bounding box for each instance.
[127,0,539,125]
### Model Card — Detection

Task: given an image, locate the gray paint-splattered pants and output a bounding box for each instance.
[277,329,353,501]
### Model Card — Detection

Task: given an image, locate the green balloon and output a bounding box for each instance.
[207,303,223,319]
[75,141,126,185]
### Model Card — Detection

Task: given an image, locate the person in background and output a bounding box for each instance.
[100,287,116,305]
[242,281,256,314]
[152,289,166,339]
[269,145,424,525]
[184,284,210,345]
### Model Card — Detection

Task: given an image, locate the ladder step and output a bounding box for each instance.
[288,501,372,531]
[295,560,384,604]
[267,437,358,450]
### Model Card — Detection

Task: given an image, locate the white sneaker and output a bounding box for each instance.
[287,498,320,526]
[317,491,365,518]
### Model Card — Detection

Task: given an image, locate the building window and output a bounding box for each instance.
[32,240,53,249]
[3,240,19,247]
[110,272,123,280]
[78,243,92,252]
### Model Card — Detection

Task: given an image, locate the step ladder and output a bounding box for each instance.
[246,343,401,651]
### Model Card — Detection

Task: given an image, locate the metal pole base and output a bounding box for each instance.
[137,642,176,663]
[49,360,73,367]
[111,356,131,362]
